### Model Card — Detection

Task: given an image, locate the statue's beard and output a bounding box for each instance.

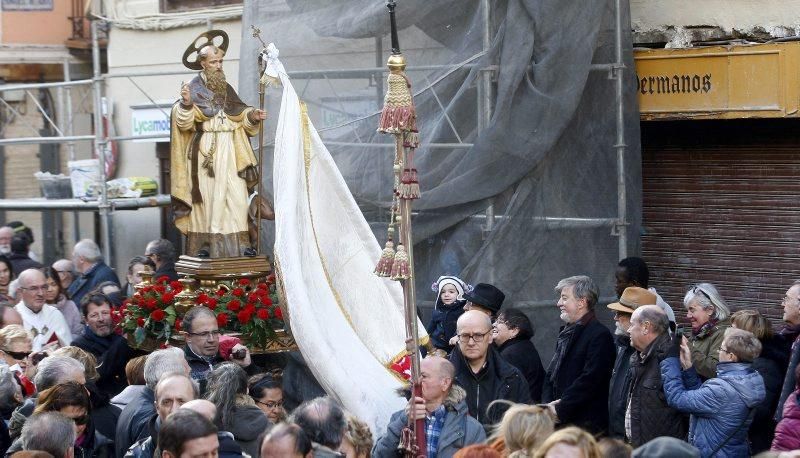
[205,69,227,98]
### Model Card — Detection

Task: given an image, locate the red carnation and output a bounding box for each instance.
[238,278,251,286]
[217,313,229,326]
[206,298,218,309]
[162,293,175,304]
[216,288,226,297]
[122,298,131,307]
[174,319,182,332]
[257,282,268,290]
[274,307,283,320]
[260,296,273,306]
[156,275,170,284]
[169,280,182,290]
[227,299,241,312]
[257,309,269,320]
[237,310,252,324]
[247,293,260,303]
[137,317,146,327]
[144,298,157,310]
[232,288,244,297]
[245,303,256,313]
[266,273,276,284]
[150,309,166,322]
[154,285,166,294]
[196,293,209,304]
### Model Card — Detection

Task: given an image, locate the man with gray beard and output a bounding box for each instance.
[606,286,657,439]
[171,35,267,258]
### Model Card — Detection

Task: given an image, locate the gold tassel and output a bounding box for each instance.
[375,239,396,277]
[378,72,416,134]
[390,243,410,280]
[403,130,419,149]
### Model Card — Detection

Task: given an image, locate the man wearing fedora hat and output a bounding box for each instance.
[607,287,657,440]
[462,283,505,318]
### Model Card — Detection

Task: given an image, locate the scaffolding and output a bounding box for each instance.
[0,0,630,279]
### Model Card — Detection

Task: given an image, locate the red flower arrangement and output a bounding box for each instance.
[121,274,285,349]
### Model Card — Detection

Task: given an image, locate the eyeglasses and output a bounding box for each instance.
[19,285,47,292]
[187,330,221,339]
[256,400,284,409]
[457,331,491,343]
[692,285,712,303]
[719,346,733,355]
[3,350,30,360]
[72,414,89,426]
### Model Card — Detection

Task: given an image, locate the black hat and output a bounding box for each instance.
[463,283,505,314]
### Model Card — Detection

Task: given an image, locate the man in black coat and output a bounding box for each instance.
[144,239,179,282]
[542,275,615,435]
[449,310,530,430]
[493,308,545,403]
[606,286,658,439]
[72,291,131,396]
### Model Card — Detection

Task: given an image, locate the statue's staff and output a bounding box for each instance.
[252,26,268,254]
[374,1,424,456]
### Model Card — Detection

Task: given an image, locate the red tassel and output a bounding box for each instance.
[378,72,417,134]
[390,243,410,280]
[403,130,419,149]
[399,168,420,200]
[374,240,396,277]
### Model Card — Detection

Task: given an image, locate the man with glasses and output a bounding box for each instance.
[542,275,614,435]
[14,269,71,351]
[182,306,256,382]
[144,239,179,282]
[448,310,529,430]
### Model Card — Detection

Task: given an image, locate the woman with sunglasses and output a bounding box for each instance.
[683,283,731,380]
[7,381,113,457]
[0,325,34,381]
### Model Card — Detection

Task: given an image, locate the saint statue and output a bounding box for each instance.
[170,31,271,258]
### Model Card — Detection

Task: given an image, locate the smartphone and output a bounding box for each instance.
[231,348,246,360]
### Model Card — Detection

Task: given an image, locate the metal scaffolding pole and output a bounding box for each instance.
[614,0,628,260]
[91,20,112,263]
[478,0,496,283]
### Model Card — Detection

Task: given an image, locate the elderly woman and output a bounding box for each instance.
[7,381,113,457]
[205,362,269,457]
[248,372,286,423]
[684,283,731,380]
[0,325,34,383]
[661,328,765,457]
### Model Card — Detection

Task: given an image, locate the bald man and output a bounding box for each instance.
[373,356,486,456]
[182,400,244,458]
[448,310,530,430]
[14,269,71,350]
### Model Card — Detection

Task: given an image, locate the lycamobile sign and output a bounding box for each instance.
[131,107,171,142]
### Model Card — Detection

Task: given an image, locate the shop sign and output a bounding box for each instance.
[131,107,171,143]
[2,0,53,10]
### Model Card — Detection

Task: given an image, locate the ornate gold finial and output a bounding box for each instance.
[387,54,406,72]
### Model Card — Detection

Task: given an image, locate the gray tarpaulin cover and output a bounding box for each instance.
[240,0,642,357]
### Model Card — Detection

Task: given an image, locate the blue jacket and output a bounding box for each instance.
[660,358,765,458]
[372,386,486,458]
[68,261,120,306]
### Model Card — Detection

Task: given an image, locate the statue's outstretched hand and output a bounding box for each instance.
[181,82,191,105]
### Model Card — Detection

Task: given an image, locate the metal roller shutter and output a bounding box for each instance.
[642,119,800,326]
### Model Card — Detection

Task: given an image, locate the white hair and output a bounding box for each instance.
[73,239,103,263]
[33,355,85,391]
[144,347,188,390]
[684,282,730,322]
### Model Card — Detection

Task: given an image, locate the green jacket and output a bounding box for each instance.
[690,318,730,379]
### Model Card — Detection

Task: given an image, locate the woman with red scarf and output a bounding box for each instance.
[684,282,731,380]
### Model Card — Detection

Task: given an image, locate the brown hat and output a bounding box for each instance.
[607,287,657,314]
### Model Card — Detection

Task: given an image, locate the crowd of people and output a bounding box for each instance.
[0,222,796,457]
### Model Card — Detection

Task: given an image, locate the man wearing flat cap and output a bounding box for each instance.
[607,287,657,439]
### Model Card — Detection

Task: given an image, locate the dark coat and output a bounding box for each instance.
[87,382,121,442]
[227,405,270,458]
[449,344,530,429]
[608,334,635,439]
[627,333,687,447]
[776,331,800,422]
[426,301,465,352]
[542,313,615,435]
[153,262,179,282]
[7,252,42,277]
[73,327,132,396]
[68,261,121,306]
[7,419,113,458]
[497,336,545,403]
[749,337,786,454]
[115,386,155,458]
